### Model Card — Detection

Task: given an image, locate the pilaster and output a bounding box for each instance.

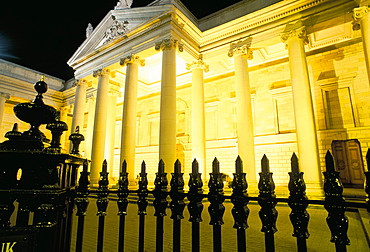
[0,92,10,131]
[353,5,370,84]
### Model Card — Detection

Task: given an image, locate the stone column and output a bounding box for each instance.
[90,68,115,184]
[105,89,119,182]
[353,5,370,83]
[85,96,96,159]
[155,38,183,172]
[186,55,209,179]
[0,92,10,130]
[228,38,257,184]
[281,24,322,192]
[71,79,88,134]
[119,55,145,182]
[59,106,69,151]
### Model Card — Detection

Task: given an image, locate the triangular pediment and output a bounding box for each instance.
[67,3,174,68]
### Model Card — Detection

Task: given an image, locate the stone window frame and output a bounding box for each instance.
[318,74,359,129]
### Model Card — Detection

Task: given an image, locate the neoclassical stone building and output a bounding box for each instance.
[1,0,370,192]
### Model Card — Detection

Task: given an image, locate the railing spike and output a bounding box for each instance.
[325,150,335,173]
[212,157,220,173]
[192,159,199,174]
[235,155,243,174]
[158,159,165,174]
[291,153,299,173]
[122,160,127,174]
[174,159,181,174]
[261,154,270,173]
[141,160,146,173]
[102,159,107,173]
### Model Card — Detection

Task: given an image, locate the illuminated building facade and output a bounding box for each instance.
[1,0,370,193]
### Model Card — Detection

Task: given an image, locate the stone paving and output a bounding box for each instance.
[70,197,369,252]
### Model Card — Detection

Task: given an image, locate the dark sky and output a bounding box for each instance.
[0,0,241,81]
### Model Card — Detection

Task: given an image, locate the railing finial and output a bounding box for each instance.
[325,150,335,173]
[291,153,299,173]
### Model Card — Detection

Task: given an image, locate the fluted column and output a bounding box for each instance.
[105,89,119,182]
[71,79,89,133]
[353,5,370,83]
[85,96,96,159]
[186,55,209,179]
[90,68,115,184]
[0,92,10,130]
[281,24,322,192]
[85,95,96,159]
[155,38,183,172]
[119,55,145,182]
[228,39,257,183]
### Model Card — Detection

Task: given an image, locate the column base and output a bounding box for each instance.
[305,182,324,199]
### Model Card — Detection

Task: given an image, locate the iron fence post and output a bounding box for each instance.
[75,159,90,252]
[288,153,309,252]
[188,159,204,252]
[153,159,168,252]
[231,156,249,252]
[208,158,225,252]
[117,160,129,252]
[170,159,185,252]
[323,151,349,252]
[258,155,277,252]
[137,161,148,252]
[96,160,109,252]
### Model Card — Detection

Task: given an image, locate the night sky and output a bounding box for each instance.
[0,0,241,81]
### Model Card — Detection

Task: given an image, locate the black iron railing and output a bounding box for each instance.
[73,151,370,252]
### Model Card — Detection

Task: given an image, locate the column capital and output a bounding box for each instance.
[228,38,253,59]
[186,54,209,72]
[0,92,10,99]
[352,5,370,30]
[58,106,71,113]
[72,78,92,88]
[155,38,184,52]
[281,25,309,46]
[120,54,145,67]
[93,67,116,78]
[353,5,369,20]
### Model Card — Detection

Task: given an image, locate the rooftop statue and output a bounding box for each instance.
[116,0,133,9]
[86,23,93,38]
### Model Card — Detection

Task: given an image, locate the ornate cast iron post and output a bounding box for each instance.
[258,154,277,252]
[288,153,309,252]
[231,156,249,252]
[208,157,225,252]
[188,159,204,252]
[323,151,350,252]
[0,77,84,252]
[153,159,168,252]
[69,126,85,156]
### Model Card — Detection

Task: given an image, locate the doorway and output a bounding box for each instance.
[331,139,365,187]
